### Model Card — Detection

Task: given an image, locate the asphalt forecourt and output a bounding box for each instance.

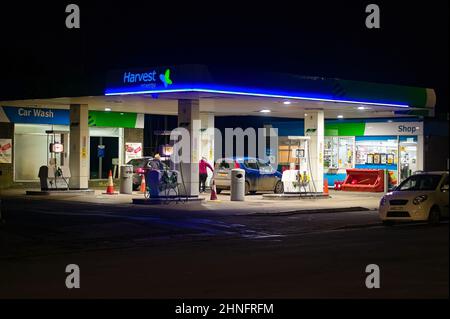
[1,188,382,216]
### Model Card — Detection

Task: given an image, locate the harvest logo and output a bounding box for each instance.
[159,69,173,88]
[123,71,157,83]
[123,68,173,88]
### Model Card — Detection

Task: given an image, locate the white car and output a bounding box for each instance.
[379,171,449,225]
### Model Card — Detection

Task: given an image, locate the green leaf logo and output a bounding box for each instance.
[160,69,173,88]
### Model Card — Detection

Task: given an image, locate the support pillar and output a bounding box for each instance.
[304,111,324,193]
[177,99,200,197]
[69,104,89,189]
[200,112,215,187]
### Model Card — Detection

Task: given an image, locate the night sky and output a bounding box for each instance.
[0,1,448,117]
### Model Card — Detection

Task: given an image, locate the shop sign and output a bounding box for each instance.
[364,122,423,136]
[125,143,142,163]
[0,139,12,164]
[325,121,423,137]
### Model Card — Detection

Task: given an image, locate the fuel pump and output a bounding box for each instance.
[38,130,71,190]
[281,136,316,194]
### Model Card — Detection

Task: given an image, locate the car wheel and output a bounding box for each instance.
[274,181,284,194]
[216,188,222,194]
[428,206,441,225]
[132,184,139,191]
[382,220,394,226]
[245,182,250,195]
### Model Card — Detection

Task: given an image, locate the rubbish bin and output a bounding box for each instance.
[146,170,162,198]
[120,165,134,194]
[230,168,245,201]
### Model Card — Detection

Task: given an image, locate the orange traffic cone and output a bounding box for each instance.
[104,170,117,195]
[139,174,146,193]
[323,179,329,195]
[210,179,218,200]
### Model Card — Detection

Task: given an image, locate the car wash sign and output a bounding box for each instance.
[1,106,144,128]
[0,106,70,125]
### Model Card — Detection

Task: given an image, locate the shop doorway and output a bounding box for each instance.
[399,137,418,181]
[89,136,119,179]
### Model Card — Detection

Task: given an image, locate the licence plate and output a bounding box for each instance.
[390,206,404,211]
[219,173,227,177]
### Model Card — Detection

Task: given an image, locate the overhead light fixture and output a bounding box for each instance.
[283,101,292,105]
[105,107,112,112]
[304,113,308,117]
[337,115,344,119]
[260,109,271,113]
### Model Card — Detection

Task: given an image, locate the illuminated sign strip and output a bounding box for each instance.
[104,88,409,108]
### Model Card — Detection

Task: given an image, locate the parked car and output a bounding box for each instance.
[213,157,283,195]
[379,171,449,225]
[127,157,168,190]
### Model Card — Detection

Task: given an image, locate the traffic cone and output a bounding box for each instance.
[139,174,146,193]
[323,179,329,195]
[104,170,117,195]
[210,179,218,201]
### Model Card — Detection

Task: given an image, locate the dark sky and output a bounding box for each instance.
[0,1,448,117]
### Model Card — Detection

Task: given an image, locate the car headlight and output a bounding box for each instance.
[413,195,428,205]
[380,196,387,206]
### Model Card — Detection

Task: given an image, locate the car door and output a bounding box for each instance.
[257,159,276,191]
[437,174,449,217]
[243,159,260,191]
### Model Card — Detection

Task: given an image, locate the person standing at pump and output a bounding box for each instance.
[199,157,214,193]
[153,153,164,170]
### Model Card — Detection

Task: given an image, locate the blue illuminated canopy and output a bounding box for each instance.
[105,64,435,109]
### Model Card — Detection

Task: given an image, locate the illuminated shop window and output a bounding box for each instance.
[355,138,398,165]
[324,136,355,170]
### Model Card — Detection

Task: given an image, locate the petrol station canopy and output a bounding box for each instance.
[1,64,436,119]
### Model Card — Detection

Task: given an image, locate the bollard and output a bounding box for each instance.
[384,169,389,193]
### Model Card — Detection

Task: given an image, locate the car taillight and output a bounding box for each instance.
[136,168,145,174]
[234,161,240,169]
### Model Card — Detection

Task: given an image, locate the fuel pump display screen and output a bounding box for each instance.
[50,143,64,153]
[295,149,305,158]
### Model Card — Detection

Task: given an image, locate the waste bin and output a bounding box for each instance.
[120,165,134,194]
[146,170,161,198]
[230,168,245,201]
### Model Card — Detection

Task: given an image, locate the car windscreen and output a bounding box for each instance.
[216,160,233,170]
[397,174,443,191]
[257,159,273,173]
[127,158,147,168]
[244,159,259,170]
